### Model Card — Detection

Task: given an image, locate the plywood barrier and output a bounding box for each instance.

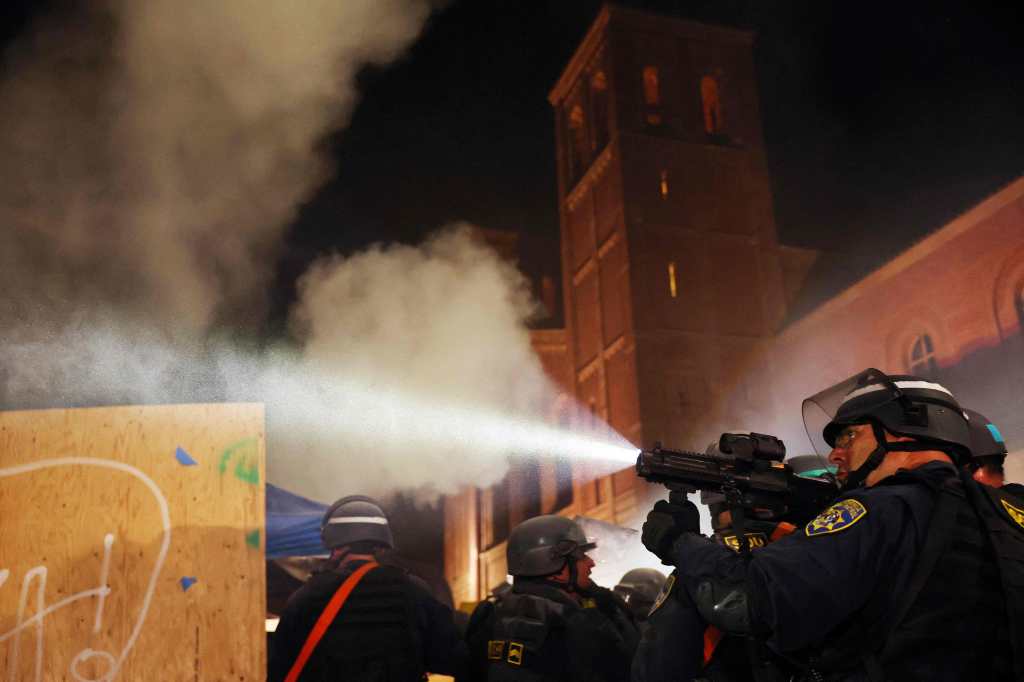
[0,404,266,681]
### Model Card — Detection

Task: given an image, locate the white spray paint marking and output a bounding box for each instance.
[0,458,172,682]
[93,534,115,634]
[6,566,46,682]
[0,569,8,589]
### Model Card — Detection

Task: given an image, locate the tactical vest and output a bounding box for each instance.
[485,587,575,682]
[298,564,423,681]
[810,470,1018,681]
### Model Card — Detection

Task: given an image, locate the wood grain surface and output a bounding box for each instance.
[0,403,266,681]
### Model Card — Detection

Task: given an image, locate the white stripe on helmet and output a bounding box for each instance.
[843,379,954,403]
[326,516,389,525]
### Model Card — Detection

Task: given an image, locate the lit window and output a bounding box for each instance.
[567,104,588,182]
[909,334,938,376]
[667,261,678,298]
[643,66,662,126]
[590,70,610,152]
[659,170,669,198]
[700,74,723,134]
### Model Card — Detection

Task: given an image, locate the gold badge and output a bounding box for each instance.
[580,597,597,609]
[487,640,505,660]
[1001,498,1024,530]
[722,532,767,551]
[649,573,675,615]
[507,641,524,666]
[805,499,868,537]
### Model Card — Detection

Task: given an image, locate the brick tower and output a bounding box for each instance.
[548,4,790,488]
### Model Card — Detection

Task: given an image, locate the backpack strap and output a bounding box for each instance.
[284,561,379,682]
[861,479,960,681]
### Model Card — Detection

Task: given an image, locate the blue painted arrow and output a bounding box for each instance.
[175,447,198,466]
[180,576,197,592]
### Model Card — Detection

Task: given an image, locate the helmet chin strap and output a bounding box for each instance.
[841,422,955,491]
[840,422,890,491]
[567,557,580,593]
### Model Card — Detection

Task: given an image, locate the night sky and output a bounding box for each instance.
[4,1,1023,325]
[282,0,1024,322]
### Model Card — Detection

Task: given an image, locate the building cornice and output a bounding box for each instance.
[548,4,754,106]
[782,175,1024,338]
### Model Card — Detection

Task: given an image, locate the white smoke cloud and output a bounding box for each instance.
[243,226,564,501]
[0,3,634,503]
[0,0,432,334]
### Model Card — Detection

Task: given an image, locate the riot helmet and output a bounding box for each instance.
[613,568,666,620]
[506,514,596,578]
[802,368,970,489]
[964,408,1007,486]
[320,495,395,550]
[964,408,1008,461]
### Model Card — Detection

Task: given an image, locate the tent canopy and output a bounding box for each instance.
[266,483,329,559]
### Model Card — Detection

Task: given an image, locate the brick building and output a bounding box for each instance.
[762,177,1024,473]
[442,4,1024,607]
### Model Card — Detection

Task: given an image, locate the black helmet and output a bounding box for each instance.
[802,368,971,462]
[320,495,394,550]
[506,515,596,577]
[964,408,1008,462]
[613,568,666,618]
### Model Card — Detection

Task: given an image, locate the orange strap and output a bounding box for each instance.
[703,625,724,665]
[284,561,379,682]
[770,521,797,541]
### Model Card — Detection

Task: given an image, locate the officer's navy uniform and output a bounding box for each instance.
[465,580,636,682]
[667,462,1014,680]
[633,520,797,682]
[269,558,467,681]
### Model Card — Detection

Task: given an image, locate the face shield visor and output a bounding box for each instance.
[801,368,903,456]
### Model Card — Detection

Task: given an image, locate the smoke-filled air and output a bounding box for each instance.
[0,1,636,502]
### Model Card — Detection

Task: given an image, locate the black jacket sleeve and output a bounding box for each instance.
[670,487,927,653]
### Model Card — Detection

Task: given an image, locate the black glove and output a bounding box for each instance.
[641,499,701,563]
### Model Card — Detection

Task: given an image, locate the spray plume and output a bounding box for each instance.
[0,3,636,503]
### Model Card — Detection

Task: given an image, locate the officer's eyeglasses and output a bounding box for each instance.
[833,426,861,450]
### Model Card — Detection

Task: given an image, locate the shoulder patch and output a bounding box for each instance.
[805,498,868,537]
[1001,497,1024,531]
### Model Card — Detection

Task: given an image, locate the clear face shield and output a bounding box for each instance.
[800,368,901,457]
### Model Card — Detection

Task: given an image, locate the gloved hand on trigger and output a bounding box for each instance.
[641,499,701,563]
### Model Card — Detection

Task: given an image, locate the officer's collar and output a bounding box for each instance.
[873,460,959,490]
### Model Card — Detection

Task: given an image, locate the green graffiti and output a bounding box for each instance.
[218,437,260,485]
[235,457,259,485]
[245,529,260,549]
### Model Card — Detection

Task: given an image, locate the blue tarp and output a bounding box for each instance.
[266,483,329,559]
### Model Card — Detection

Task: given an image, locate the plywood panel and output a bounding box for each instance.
[0,403,265,682]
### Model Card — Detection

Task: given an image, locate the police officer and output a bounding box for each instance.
[464,514,637,681]
[640,369,1024,680]
[269,495,467,681]
[613,568,666,622]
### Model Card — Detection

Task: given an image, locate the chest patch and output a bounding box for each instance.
[648,573,675,616]
[805,498,867,537]
[722,532,768,551]
[1001,497,1024,530]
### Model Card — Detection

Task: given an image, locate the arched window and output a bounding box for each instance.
[700,74,723,134]
[590,70,610,153]
[642,66,662,126]
[909,334,938,376]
